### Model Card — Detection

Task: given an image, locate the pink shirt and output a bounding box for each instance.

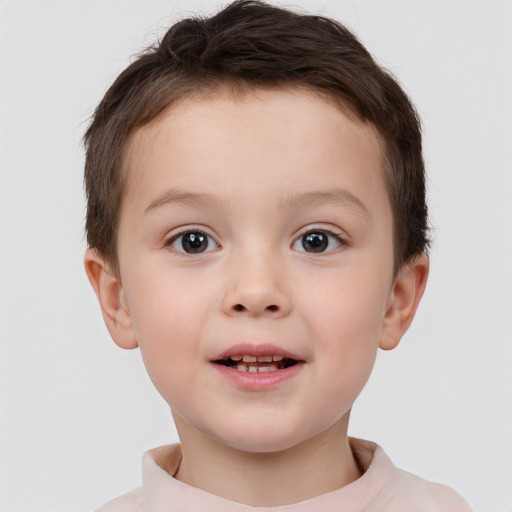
[96,438,473,511]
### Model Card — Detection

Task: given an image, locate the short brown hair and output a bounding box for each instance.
[84,0,429,273]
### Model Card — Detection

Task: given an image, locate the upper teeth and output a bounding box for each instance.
[230,355,284,362]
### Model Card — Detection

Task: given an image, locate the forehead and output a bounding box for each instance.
[122,88,387,215]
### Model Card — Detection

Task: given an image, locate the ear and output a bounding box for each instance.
[84,249,138,349]
[379,254,429,351]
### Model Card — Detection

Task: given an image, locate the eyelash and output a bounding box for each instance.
[292,228,346,254]
[164,227,347,255]
[165,228,219,255]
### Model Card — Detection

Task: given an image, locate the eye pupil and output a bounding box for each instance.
[182,232,208,253]
[302,232,328,252]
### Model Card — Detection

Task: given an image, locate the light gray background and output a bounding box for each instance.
[0,1,510,511]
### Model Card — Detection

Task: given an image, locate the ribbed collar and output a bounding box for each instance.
[141,437,394,512]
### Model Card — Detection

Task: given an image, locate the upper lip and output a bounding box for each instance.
[211,343,303,361]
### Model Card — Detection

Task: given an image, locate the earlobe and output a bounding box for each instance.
[84,249,138,350]
[379,254,429,351]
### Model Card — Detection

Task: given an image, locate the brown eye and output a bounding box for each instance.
[171,231,216,254]
[293,230,343,253]
[302,232,328,252]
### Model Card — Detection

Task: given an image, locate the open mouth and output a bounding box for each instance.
[213,354,300,373]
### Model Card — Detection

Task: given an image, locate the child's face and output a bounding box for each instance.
[98,88,419,453]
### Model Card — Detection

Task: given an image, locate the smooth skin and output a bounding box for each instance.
[85,88,428,506]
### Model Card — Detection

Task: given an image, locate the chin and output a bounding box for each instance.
[224,435,303,454]
[210,420,314,454]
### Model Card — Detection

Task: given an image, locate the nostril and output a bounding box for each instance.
[232,303,279,313]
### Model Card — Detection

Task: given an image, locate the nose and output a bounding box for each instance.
[221,253,292,319]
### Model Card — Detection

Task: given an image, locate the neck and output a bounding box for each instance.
[173,414,362,507]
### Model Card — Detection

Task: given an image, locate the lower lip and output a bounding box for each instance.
[211,362,304,390]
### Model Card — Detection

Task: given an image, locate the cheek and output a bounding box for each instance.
[127,263,210,333]
[124,272,212,393]
[302,267,389,395]
[305,264,388,344]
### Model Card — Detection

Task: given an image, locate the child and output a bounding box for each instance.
[83,1,473,510]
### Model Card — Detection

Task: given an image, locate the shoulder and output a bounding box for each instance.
[94,487,146,512]
[378,453,473,511]
[349,438,472,511]
[92,444,181,512]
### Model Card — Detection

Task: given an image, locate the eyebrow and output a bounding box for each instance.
[144,189,221,214]
[279,189,371,222]
[144,187,370,222]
